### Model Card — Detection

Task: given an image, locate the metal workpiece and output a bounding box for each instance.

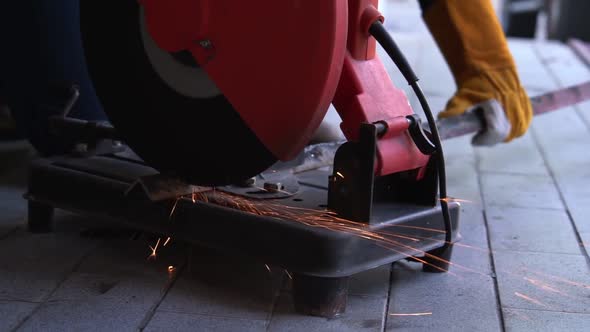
[437,81,590,140]
[219,172,300,199]
[296,82,590,172]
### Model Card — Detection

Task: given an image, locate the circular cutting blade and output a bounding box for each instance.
[80,0,277,185]
[139,9,221,99]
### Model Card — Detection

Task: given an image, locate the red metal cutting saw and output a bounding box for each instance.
[24,1,590,317]
[80,0,430,186]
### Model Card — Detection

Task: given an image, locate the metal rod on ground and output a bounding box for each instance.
[294,81,590,173]
[437,81,590,139]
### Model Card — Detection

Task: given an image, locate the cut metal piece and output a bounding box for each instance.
[219,171,299,199]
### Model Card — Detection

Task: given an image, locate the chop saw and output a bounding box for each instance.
[22,0,590,318]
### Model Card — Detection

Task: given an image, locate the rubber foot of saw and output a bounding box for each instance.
[422,244,454,273]
[292,273,349,318]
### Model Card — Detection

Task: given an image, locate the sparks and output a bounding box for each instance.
[390,312,432,317]
[147,238,162,260]
[169,198,180,220]
[285,270,293,279]
[440,197,472,204]
[336,171,345,179]
[168,265,176,273]
[192,191,196,203]
[514,292,547,307]
[265,264,271,273]
[163,237,171,247]
[523,277,572,298]
[181,190,485,279]
[387,224,446,234]
[394,232,489,253]
[523,268,590,290]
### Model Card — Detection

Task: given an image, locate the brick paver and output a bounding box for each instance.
[503,308,590,332]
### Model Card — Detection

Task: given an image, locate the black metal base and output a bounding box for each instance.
[24,150,460,317]
[422,244,454,273]
[27,200,54,233]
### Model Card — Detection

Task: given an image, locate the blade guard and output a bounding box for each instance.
[140,0,348,161]
[141,0,429,177]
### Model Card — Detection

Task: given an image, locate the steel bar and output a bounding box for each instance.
[296,81,590,172]
[437,81,590,139]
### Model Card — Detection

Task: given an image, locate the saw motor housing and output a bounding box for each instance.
[81,0,432,190]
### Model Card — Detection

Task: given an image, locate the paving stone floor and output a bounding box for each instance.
[1,1,589,331]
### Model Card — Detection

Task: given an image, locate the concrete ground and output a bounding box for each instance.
[1,1,590,331]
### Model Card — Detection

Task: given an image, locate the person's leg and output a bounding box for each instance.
[0,1,107,155]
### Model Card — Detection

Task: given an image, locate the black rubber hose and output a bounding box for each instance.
[369,20,453,248]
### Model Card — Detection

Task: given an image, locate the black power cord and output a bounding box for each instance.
[369,20,453,249]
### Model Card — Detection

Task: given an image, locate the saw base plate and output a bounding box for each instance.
[24,148,460,318]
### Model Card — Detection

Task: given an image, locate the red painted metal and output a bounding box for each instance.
[139,0,203,52]
[141,0,428,176]
[332,0,429,176]
[332,55,429,176]
[347,0,384,60]
[380,117,411,139]
[141,0,348,160]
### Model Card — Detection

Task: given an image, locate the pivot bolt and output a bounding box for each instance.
[199,39,212,48]
[264,182,283,193]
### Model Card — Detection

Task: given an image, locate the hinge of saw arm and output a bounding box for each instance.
[327,121,439,224]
